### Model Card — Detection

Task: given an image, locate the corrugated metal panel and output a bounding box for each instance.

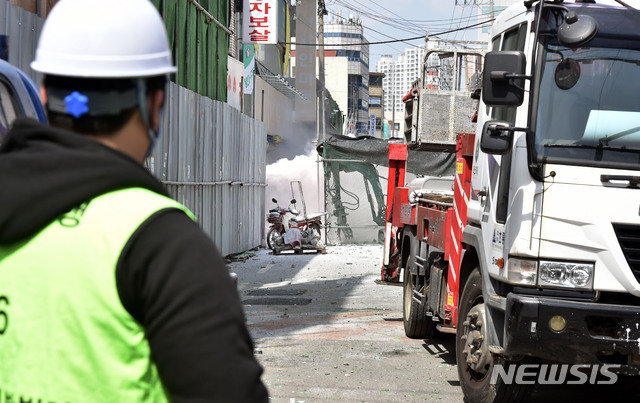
[153,83,267,257]
[0,0,42,81]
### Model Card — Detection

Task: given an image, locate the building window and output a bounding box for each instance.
[370,96,381,107]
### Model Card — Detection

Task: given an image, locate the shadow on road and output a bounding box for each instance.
[421,335,456,366]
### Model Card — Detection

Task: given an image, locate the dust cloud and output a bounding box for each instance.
[265,149,325,216]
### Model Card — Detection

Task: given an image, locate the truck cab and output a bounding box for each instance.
[461,0,640,400]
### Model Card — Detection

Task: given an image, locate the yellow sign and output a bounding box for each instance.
[447,294,454,306]
[456,162,463,174]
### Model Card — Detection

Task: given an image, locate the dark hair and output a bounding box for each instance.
[43,75,166,135]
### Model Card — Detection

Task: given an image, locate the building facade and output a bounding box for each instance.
[368,72,384,138]
[322,15,370,137]
[475,0,521,43]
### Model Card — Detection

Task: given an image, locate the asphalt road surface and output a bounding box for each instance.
[231,244,463,403]
[229,244,640,403]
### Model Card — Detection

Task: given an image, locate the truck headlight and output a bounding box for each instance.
[538,261,594,290]
[507,258,537,286]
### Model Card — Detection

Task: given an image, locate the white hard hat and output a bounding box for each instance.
[31,0,176,78]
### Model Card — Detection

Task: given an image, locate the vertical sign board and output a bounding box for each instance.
[369,113,376,137]
[383,122,389,139]
[243,0,278,44]
[243,44,255,95]
[294,0,317,124]
[227,56,243,110]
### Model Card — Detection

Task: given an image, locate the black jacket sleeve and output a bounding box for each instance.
[116,208,269,402]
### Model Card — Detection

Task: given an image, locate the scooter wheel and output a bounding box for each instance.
[267,227,281,249]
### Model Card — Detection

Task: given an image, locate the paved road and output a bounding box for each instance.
[230,244,640,402]
[230,244,464,403]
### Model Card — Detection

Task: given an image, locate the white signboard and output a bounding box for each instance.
[227,56,243,110]
[242,0,278,44]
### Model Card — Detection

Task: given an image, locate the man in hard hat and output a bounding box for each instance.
[0,0,268,401]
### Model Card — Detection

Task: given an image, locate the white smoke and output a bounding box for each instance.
[265,149,324,215]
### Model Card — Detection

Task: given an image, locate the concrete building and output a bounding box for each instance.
[322,13,370,137]
[475,0,521,43]
[368,72,384,138]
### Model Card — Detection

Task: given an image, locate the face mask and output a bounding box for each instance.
[135,77,167,159]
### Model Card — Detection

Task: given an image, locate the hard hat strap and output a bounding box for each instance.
[47,87,138,118]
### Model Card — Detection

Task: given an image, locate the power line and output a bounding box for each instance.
[326,9,421,50]
[286,18,494,47]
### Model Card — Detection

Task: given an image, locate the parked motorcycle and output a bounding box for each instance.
[266,198,298,249]
[266,198,326,250]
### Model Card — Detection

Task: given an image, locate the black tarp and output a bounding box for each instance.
[318,134,457,177]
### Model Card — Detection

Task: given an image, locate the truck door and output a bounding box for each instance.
[477,23,528,277]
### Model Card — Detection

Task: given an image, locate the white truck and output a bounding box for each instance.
[381,1,640,401]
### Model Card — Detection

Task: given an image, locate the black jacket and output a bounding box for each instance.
[0,118,268,402]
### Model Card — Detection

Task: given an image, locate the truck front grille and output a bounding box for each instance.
[613,223,640,284]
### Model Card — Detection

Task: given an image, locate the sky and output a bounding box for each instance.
[324,0,489,68]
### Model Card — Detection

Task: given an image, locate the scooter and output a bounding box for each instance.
[266,198,299,249]
[266,198,327,250]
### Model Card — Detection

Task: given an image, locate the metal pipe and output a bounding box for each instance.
[320,158,371,163]
[187,0,233,35]
[416,197,453,208]
[163,181,267,186]
[328,225,384,229]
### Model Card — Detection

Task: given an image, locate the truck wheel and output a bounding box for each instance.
[403,251,434,339]
[266,228,281,250]
[456,269,531,403]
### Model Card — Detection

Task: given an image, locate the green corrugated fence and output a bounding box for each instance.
[152,0,229,102]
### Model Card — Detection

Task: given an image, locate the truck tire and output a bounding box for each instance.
[403,246,434,339]
[266,228,281,250]
[456,268,532,403]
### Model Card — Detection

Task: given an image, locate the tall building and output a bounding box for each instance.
[322,13,370,137]
[475,0,521,43]
[376,46,424,117]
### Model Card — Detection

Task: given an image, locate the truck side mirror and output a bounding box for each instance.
[558,11,598,48]
[481,121,515,155]
[482,51,527,107]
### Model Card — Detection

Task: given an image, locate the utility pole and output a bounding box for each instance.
[317,0,327,144]
[317,0,328,237]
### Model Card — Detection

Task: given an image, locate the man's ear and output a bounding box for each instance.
[147,89,165,132]
[40,87,48,105]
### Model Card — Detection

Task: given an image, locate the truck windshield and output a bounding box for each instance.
[534,44,640,169]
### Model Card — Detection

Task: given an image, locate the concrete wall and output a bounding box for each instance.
[255,75,294,138]
[324,58,349,122]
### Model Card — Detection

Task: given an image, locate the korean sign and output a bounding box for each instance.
[243,44,255,95]
[243,0,278,44]
[369,113,376,137]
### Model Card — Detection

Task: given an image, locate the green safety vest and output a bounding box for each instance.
[0,187,194,403]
